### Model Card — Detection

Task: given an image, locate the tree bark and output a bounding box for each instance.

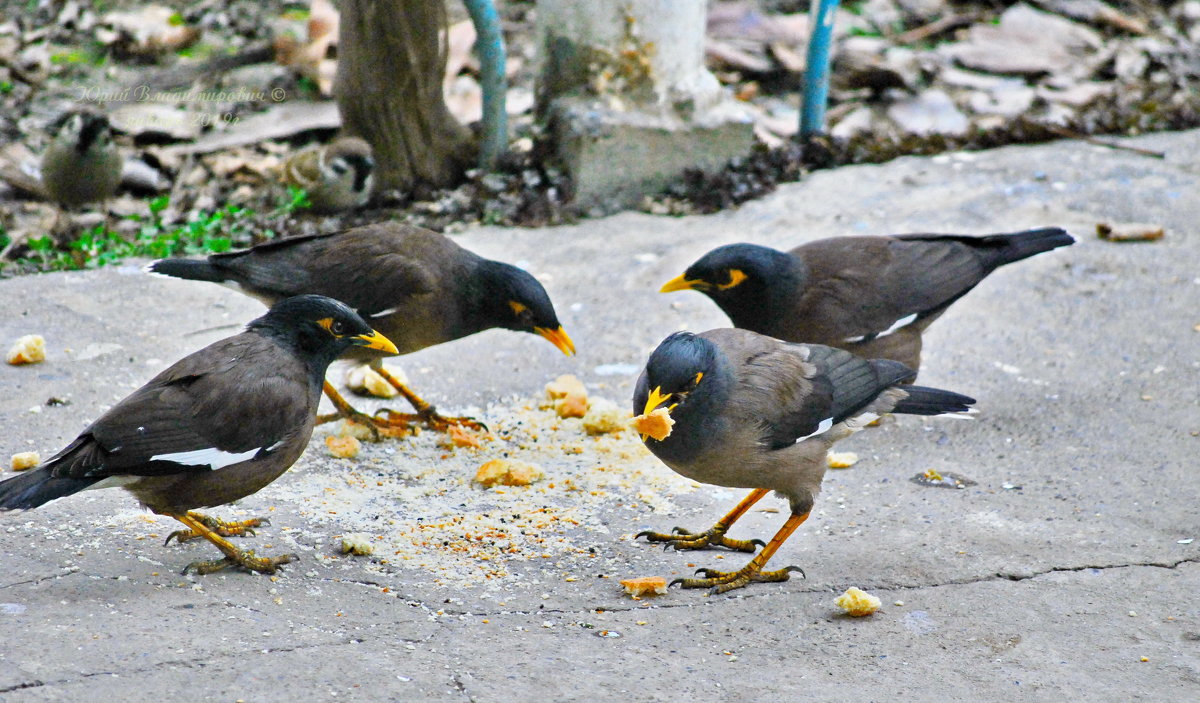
[335,0,476,193]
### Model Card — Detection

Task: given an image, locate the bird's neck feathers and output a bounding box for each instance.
[246,323,342,388]
[648,345,732,466]
[456,258,514,335]
[708,248,804,328]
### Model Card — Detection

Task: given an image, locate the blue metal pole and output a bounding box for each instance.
[800,0,840,137]
[463,0,508,169]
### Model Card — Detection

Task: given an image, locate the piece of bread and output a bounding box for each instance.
[325,435,361,458]
[835,587,881,616]
[6,335,45,365]
[475,459,543,487]
[9,452,40,472]
[632,407,674,441]
[620,576,668,597]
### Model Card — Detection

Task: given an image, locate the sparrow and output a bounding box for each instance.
[40,108,123,207]
[281,136,374,213]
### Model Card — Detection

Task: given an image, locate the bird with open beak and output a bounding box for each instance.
[0,295,397,575]
[633,328,975,593]
[148,222,574,437]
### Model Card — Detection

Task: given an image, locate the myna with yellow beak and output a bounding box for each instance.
[660,228,1073,373]
[149,222,575,435]
[0,295,397,575]
[633,329,975,593]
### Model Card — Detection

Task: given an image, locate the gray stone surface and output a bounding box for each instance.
[2,129,1199,700]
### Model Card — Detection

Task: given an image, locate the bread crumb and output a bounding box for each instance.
[632,407,674,441]
[923,467,944,482]
[582,398,626,435]
[835,587,882,617]
[827,451,859,469]
[620,576,668,597]
[325,435,361,459]
[341,534,374,556]
[10,451,39,472]
[7,335,45,365]
[545,374,586,400]
[344,363,404,398]
[443,425,483,449]
[475,459,543,487]
[546,374,589,418]
[336,419,377,440]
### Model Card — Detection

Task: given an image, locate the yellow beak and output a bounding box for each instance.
[639,385,674,441]
[659,274,706,293]
[353,328,399,355]
[535,326,576,356]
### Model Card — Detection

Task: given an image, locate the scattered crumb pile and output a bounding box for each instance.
[835,587,882,617]
[826,452,859,469]
[632,407,674,441]
[6,335,45,365]
[619,576,668,598]
[10,452,40,471]
[278,385,697,588]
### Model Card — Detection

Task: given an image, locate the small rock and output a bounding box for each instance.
[887,89,969,136]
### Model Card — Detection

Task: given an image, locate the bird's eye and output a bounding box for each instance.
[331,321,345,335]
[330,160,349,175]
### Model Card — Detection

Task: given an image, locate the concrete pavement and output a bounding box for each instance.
[1,129,1198,701]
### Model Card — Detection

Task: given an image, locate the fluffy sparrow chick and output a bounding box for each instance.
[40,108,123,207]
[282,136,375,213]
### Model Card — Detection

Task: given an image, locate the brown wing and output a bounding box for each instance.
[209,224,445,314]
[790,235,989,342]
[44,334,315,480]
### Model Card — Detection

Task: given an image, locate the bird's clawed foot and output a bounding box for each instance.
[671,564,805,594]
[373,407,488,434]
[164,512,267,545]
[181,550,298,576]
[636,525,764,553]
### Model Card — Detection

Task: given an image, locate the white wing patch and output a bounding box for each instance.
[85,476,142,491]
[796,417,834,442]
[845,312,920,343]
[369,307,399,318]
[844,411,880,432]
[150,447,261,470]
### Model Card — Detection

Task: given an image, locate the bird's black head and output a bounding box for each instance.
[634,331,720,426]
[325,138,375,194]
[660,243,798,327]
[52,110,114,155]
[250,294,397,367]
[475,260,575,356]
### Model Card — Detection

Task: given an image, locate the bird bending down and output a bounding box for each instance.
[0,295,397,575]
[633,329,975,593]
[148,222,574,437]
[281,136,375,213]
[660,228,1074,373]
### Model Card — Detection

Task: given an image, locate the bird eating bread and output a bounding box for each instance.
[0,295,397,575]
[633,329,975,593]
[148,222,574,436]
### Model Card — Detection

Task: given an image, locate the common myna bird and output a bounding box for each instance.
[40,108,123,207]
[660,228,1073,373]
[282,136,375,213]
[0,295,397,575]
[148,222,574,434]
[633,329,975,593]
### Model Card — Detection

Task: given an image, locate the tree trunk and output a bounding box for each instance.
[335,0,476,193]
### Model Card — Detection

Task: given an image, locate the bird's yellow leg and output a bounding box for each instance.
[672,511,809,594]
[637,488,769,553]
[163,511,267,545]
[316,380,387,440]
[372,366,487,432]
[167,512,297,576]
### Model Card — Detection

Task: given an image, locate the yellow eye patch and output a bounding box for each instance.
[508,300,529,315]
[317,317,334,332]
[717,269,747,290]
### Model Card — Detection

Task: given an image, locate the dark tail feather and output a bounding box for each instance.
[146,258,227,284]
[893,385,976,416]
[0,467,96,511]
[982,227,1075,270]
